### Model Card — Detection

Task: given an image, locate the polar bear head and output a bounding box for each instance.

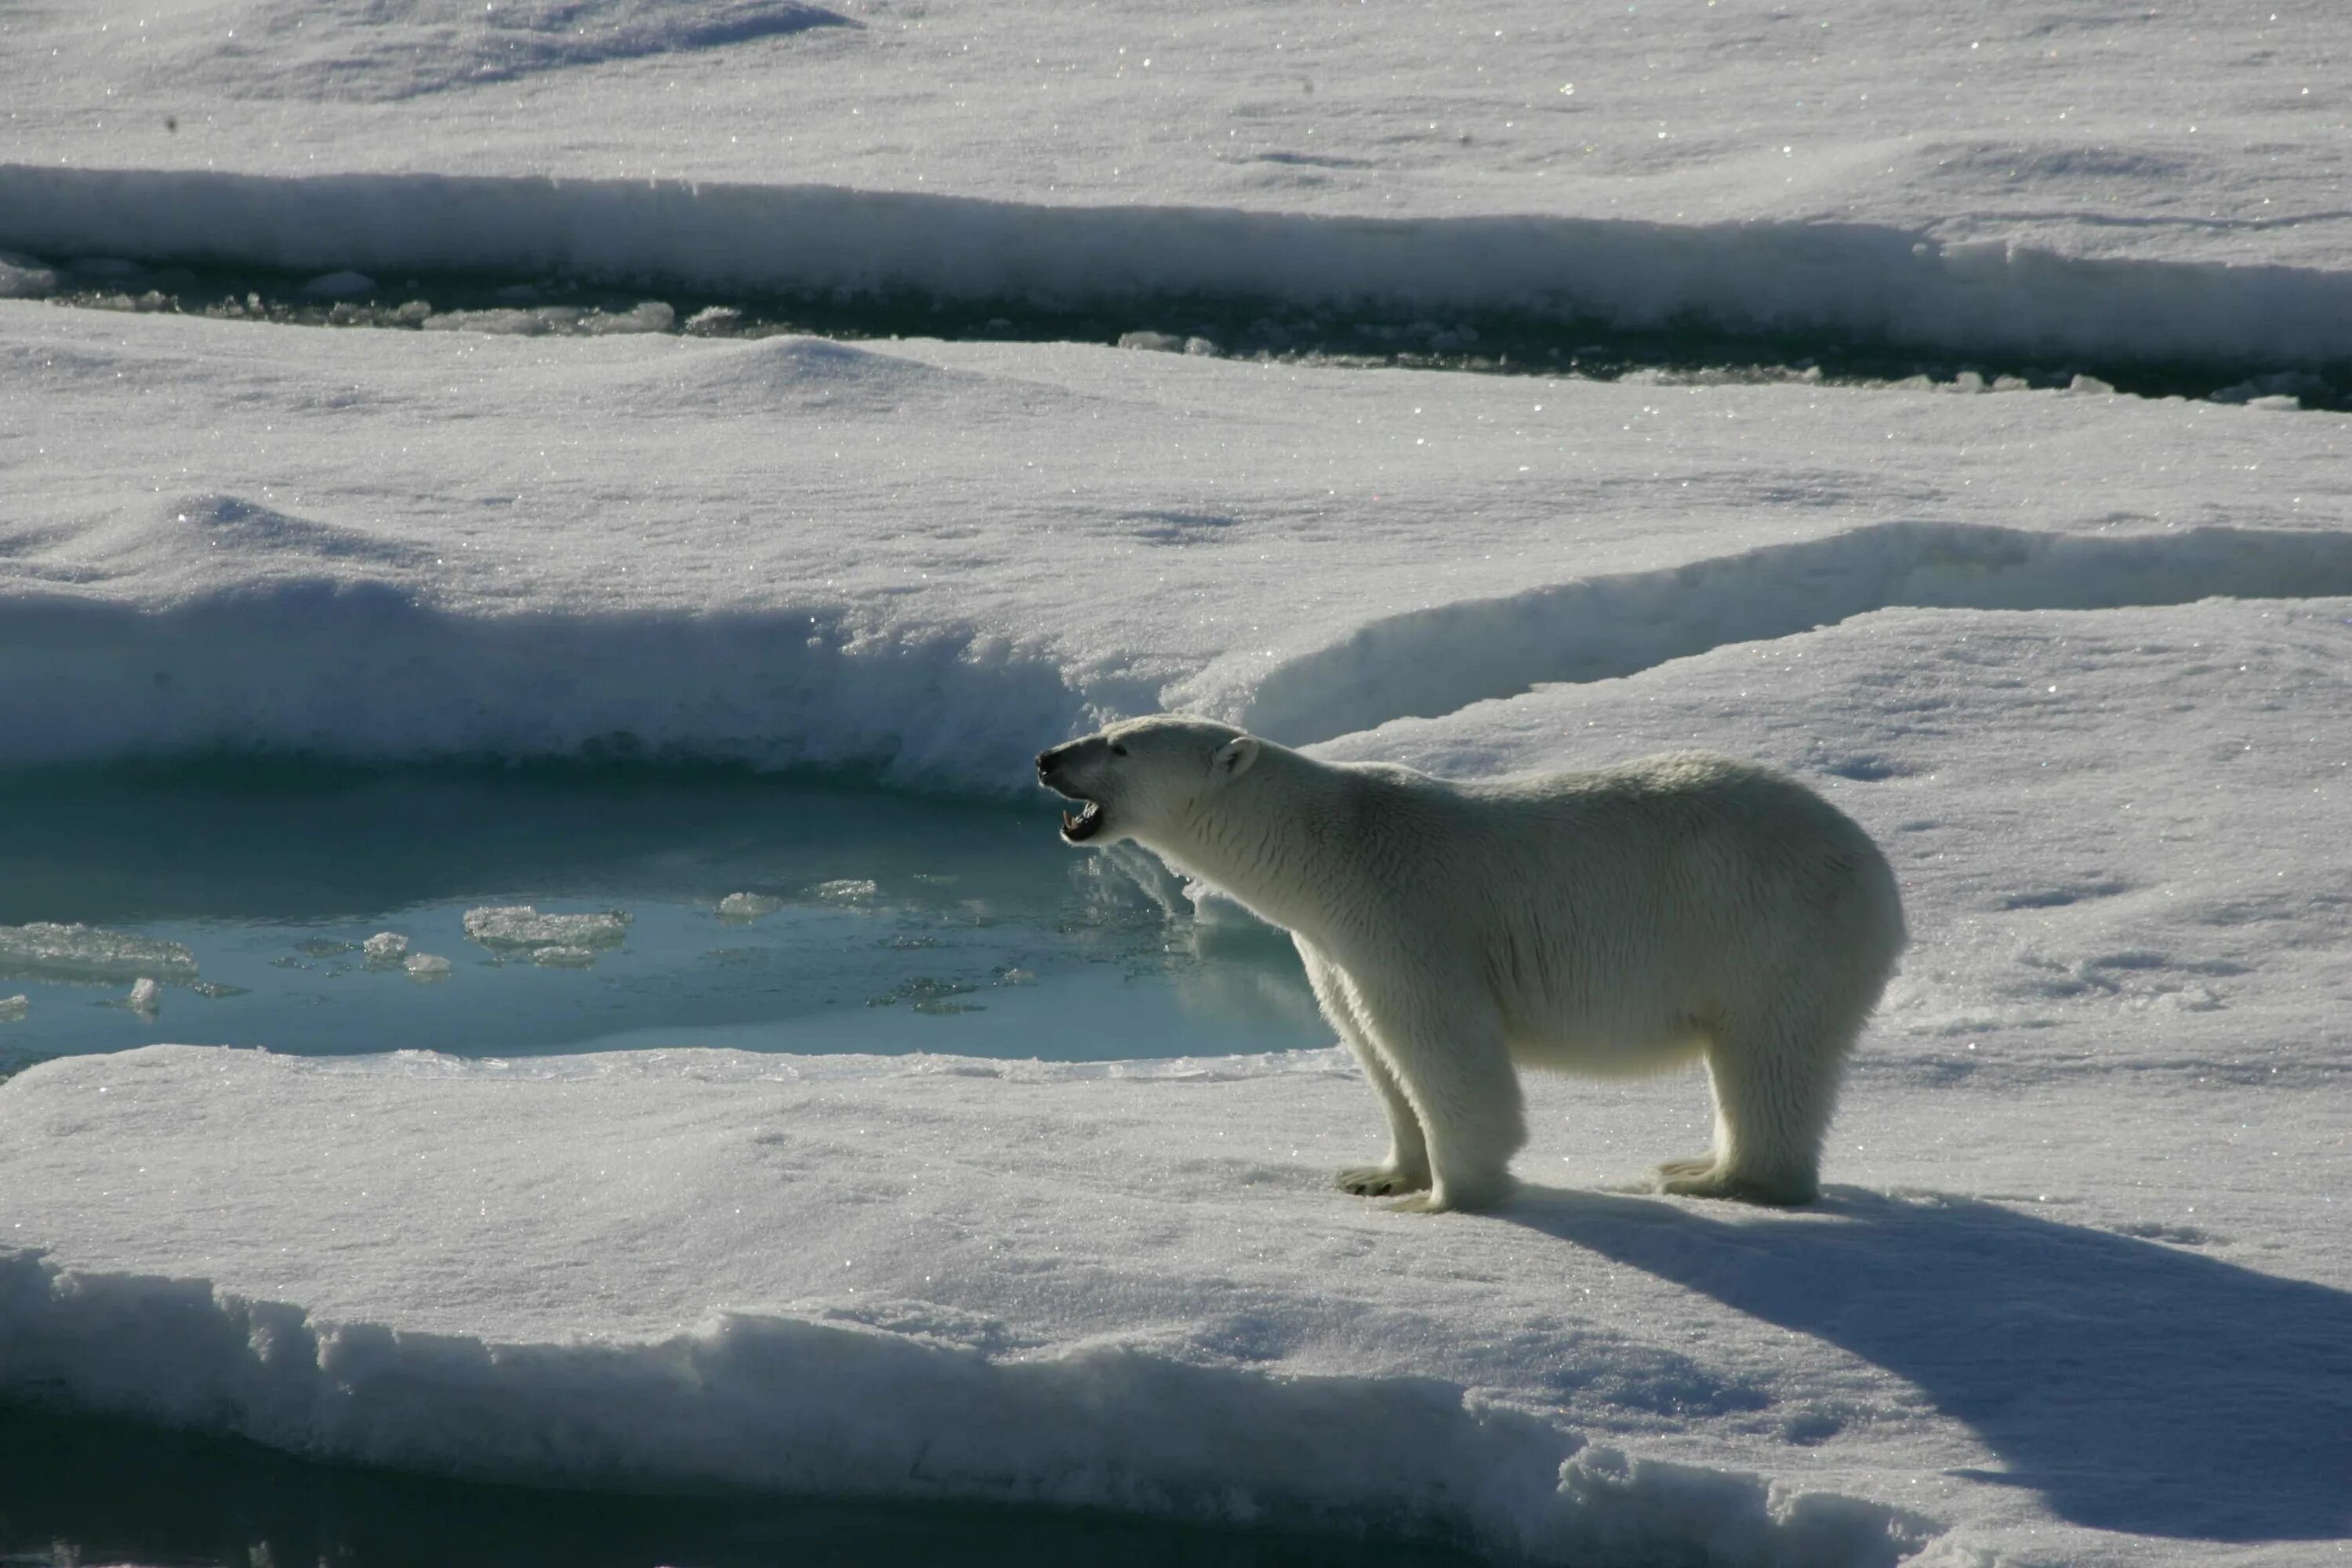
[1036,714,1261,848]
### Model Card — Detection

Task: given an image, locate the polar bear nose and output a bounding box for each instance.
[1036,746,1062,775]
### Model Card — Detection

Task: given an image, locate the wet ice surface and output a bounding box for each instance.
[0,764,1327,1074]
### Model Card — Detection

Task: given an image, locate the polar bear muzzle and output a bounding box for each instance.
[1036,743,1109,842]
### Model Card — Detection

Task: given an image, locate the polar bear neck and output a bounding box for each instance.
[1143,748,1366,941]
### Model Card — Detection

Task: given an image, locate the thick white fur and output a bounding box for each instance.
[1040,715,1907,1214]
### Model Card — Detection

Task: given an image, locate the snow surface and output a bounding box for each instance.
[1,0,2347,268]
[3,3,2349,373]
[5,3,2352,1563]
[5,303,2350,786]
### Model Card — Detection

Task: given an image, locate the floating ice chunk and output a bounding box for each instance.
[128,977,162,1015]
[584,301,675,335]
[191,981,249,1000]
[421,307,551,336]
[404,953,452,980]
[532,946,598,969]
[463,905,630,951]
[0,995,26,1022]
[0,249,60,299]
[0,923,198,984]
[684,306,742,334]
[2209,370,2328,406]
[1116,330,1186,353]
[813,880,877,902]
[1183,336,1221,357]
[2067,373,2116,395]
[717,891,783,922]
[300,269,376,299]
[362,931,411,964]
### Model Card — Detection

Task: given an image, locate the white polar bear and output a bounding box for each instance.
[1039,715,1906,1213]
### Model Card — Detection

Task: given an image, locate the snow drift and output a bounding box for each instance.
[5,165,2352,372]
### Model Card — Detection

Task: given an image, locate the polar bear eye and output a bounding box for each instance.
[1110,743,1129,757]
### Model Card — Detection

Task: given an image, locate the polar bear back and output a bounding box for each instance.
[1309,751,1905,1069]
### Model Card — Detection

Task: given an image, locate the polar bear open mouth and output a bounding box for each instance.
[1058,799,1106,843]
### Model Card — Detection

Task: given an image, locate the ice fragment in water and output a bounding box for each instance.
[0,923,198,983]
[532,946,598,969]
[584,301,674,335]
[814,879,877,902]
[191,981,249,1000]
[463,906,630,951]
[296,937,358,958]
[717,891,783,922]
[404,953,452,980]
[362,931,410,964]
[0,995,27,1022]
[0,250,60,299]
[128,977,162,1015]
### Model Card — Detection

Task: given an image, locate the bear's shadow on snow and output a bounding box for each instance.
[1497,1185,2352,1543]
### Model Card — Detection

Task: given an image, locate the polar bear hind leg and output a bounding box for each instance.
[1656,990,1870,1207]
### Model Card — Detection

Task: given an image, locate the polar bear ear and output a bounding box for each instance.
[1211,735,1261,782]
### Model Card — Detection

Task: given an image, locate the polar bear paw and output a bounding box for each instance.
[1384,1172,1515,1215]
[1337,1163,1430,1198]
[1653,1158,1817,1207]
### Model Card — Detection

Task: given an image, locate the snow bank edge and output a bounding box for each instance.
[0,1248,1947,1566]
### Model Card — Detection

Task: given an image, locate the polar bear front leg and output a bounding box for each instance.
[1352,971,1526,1214]
[1336,1040,1432,1197]
[1298,941,1430,1196]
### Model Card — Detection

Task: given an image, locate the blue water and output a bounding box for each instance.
[0,764,1394,1566]
[0,762,1330,1075]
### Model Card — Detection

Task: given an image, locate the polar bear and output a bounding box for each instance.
[1038,715,1905,1213]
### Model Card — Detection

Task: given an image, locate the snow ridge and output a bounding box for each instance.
[0,1248,1940,1567]
[0,585,1088,784]
[9,522,2349,786]
[5,165,2352,372]
[1229,521,2352,746]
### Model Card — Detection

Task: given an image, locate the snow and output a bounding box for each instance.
[2,1,2347,270]
[5,0,2351,1562]
[5,304,2348,787]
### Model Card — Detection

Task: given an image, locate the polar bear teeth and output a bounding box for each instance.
[1061,800,1105,841]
